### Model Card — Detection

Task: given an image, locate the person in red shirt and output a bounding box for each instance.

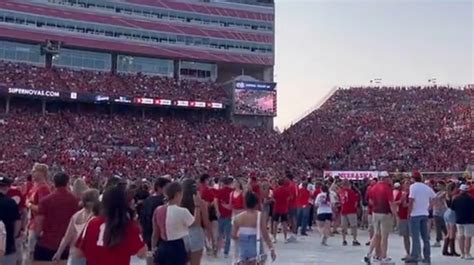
[468,181,474,198]
[339,180,361,246]
[364,178,377,246]
[364,173,397,264]
[216,177,233,257]
[198,174,217,256]
[249,175,262,206]
[76,185,147,265]
[285,173,298,240]
[296,182,311,236]
[230,179,245,214]
[32,172,79,264]
[272,179,290,243]
[394,179,411,260]
[26,163,51,256]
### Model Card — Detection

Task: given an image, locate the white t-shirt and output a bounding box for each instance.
[165,205,195,240]
[315,193,333,214]
[409,182,435,217]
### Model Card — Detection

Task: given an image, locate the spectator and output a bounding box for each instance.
[217,177,234,258]
[272,179,290,243]
[32,172,79,265]
[0,175,21,265]
[152,182,198,265]
[339,179,361,246]
[139,177,170,249]
[296,181,310,236]
[181,178,210,265]
[315,185,333,246]
[52,189,100,265]
[365,173,397,264]
[451,184,474,260]
[443,182,460,256]
[77,186,147,265]
[395,179,411,261]
[405,172,435,264]
[231,191,276,265]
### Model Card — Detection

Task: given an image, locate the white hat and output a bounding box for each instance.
[459,184,469,192]
[394,182,401,188]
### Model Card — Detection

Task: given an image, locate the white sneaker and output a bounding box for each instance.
[431,242,441,248]
[464,254,474,260]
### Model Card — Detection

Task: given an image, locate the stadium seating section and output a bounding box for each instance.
[0,61,228,102]
[0,61,471,179]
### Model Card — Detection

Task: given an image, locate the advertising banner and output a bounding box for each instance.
[323,171,387,180]
[235,81,276,91]
[0,86,225,110]
[8,87,61,98]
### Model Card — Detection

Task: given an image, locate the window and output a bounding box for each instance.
[0,11,273,55]
[0,40,45,64]
[117,55,173,76]
[53,48,111,70]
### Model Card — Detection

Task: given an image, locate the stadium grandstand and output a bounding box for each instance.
[0,0,283,181]
[0,0,471,183]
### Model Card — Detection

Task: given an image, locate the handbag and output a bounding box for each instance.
[0,221,6,257]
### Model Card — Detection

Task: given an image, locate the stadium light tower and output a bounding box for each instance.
[369,78,383,86]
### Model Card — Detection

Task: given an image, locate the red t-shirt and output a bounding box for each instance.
[28,183,51,230]
[368,182,394,214]
[469,188,474,199]
[230,191,244,211]
[366,184,375,214]
[7,187,26,209]
[37,188,79,250]
[395,191,409,220]
[287,181,298,209]
[297,187,310,208]
[217,187,233,218]
[339,188,359,215]
[273,186,290,214]
[199,184,215,203]
[250,181,261,199]
[77,217,145,265]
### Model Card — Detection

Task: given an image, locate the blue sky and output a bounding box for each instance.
[274,0,473,128]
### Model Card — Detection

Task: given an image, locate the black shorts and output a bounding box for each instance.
[33,244,69,261]
[154,239,188,265]
[272,213,288,223]
[316,213,333,222]
[208,205,218,222]
[428,209,433,219]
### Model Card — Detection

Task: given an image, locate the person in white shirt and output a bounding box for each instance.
[405,172,435,264]
[152,182,201,265]
[315,185,333,246]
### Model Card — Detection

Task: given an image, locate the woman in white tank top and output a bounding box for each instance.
[52,189,99,265]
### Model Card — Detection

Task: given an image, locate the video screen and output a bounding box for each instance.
[234,89,276,116]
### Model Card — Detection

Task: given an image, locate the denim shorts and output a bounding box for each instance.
[444,209,456,225]
[184,226,205,252]
[238,234,264,261]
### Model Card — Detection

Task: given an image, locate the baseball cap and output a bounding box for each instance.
[394,182,401,188]
[459,184,469,192]
[0,175,13,186]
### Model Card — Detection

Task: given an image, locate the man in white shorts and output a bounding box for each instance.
[451,184,474,260]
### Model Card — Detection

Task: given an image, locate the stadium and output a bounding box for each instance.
[0,0,472,264]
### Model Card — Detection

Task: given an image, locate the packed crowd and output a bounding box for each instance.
[1,163,473,265]
[0,85,470,184]
[0,61,228,102]
[282,86,472,172]
[0,106,304,183]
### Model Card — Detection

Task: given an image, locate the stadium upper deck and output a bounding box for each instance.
[0,0,275,67]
